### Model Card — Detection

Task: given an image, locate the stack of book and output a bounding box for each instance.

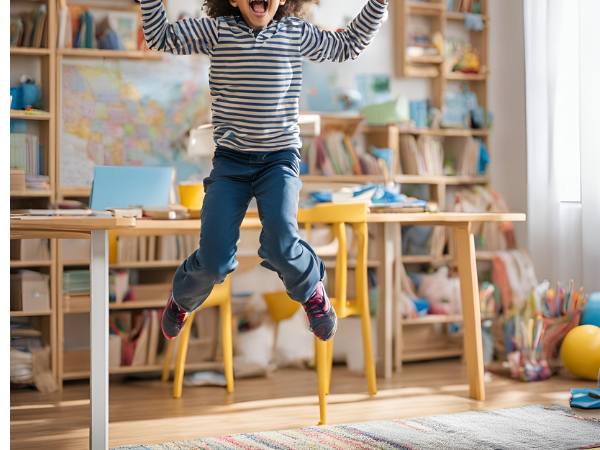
[63,270,90,295]
[10,5,47,48]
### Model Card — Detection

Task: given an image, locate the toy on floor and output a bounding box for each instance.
[560,325,600,381]
[581,292,600,326]
[508,316,552,381]
[570,387,600,409]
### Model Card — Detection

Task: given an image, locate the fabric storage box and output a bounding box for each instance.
[10,270,50,312]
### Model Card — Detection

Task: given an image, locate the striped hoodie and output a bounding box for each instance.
[140,0,388,152]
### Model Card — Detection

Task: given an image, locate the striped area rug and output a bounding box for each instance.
[116,405,600,450]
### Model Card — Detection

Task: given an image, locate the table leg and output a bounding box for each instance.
[454,224,485,401]
[90,230,109,450]
[376,223,395,379]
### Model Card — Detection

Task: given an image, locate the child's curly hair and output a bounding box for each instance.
[203,0,319,20]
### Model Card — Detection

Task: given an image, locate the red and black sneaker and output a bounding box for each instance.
[303,281,337,341]
[161,294,188,340]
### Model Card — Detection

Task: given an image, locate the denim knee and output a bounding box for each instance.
[192,248,236,283]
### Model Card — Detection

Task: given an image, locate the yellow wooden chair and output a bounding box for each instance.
[264,202,377,424]
[161,277,234,398]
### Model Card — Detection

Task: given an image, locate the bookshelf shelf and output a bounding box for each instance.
[10,109,52,120]
[402,347,463,362]
[446,11,489,22]
[401,255,452,264]
[407,55,444,64]
[401,314,493,326]
[10,260,52,268]
[10,190,53,198]
[445,72,488,81]
[58,48,162,60]
[63,297,168,314]
[397,128,489,137]
[58,187,91,198]
[10,47,51,56]
[111,261,182,269]
[62,362,222,380]
[407,2,444,16]
[10,310,52,318]
[301,175,488,186]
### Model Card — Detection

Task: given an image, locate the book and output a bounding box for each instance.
[130,313,150,367]
[31,5,47,48]
[146,311,160,366]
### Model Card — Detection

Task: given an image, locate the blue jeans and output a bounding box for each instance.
[172,147,325,312]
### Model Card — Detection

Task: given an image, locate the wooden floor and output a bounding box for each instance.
[11,360,598,449]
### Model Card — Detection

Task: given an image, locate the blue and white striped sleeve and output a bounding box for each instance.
[140,0,218,55]
[300,0,387,63]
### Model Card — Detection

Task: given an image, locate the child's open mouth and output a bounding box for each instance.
[249,0,268,17]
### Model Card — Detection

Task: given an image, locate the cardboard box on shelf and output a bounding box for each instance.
[11,239,50,261]
[60,239,90,262]
[10,270,50,312]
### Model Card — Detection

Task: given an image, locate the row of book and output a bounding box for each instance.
[399,135,484,176]
[10,5,47,48]
[399,135,444,176]
[116,235,197,263]
[11,133,44,176]
[302,132,389,176]
[58,3,142,51]
[110,310,161,367]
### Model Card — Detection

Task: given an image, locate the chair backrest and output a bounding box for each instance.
[298,202,369,318]
[263,291,301,323]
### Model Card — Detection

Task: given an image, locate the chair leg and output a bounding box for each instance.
[316,338,329,425]
[360,308,377,396]
[220,300,234,394]
[161,339,175,383]
[172,312,195,399]
[325,339,334,395]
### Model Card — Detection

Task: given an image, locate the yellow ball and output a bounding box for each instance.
[560,325,600,380]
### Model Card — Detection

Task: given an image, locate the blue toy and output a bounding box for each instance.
[581,292,600,327]
[570,388,600,410]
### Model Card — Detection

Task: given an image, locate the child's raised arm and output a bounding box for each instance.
[300,0,388,63]
[139,0,218,55]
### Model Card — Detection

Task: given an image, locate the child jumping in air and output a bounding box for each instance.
[139,0,388,342]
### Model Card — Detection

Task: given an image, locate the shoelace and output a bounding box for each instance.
[304,294,328,319]
[169,299,187,324]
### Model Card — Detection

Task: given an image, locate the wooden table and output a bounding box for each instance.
[11,211,525,449]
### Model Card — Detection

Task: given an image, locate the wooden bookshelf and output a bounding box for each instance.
[10,0,58,386]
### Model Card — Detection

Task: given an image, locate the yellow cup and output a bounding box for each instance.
[178,182,205,210]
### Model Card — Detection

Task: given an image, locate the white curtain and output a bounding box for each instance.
[524,0,600,291]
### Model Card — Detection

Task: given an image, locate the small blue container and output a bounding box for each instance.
[10,86,23,110]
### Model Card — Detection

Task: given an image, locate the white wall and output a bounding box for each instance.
[488,0,528,246]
